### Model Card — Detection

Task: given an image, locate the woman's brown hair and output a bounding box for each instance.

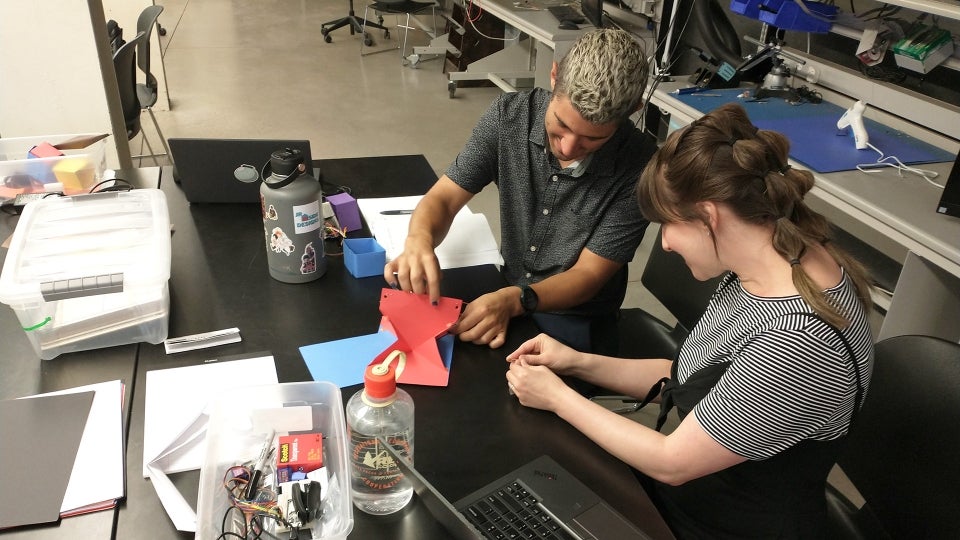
[637,103,873,328]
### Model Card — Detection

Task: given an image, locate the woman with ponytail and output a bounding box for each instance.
[505,103,875,538]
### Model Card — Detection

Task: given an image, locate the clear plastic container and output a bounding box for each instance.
[0,133,107,198]
[196,381,354,540]
[0,189,171,359]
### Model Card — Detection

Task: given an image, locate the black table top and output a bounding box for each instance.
[3,157,671,540]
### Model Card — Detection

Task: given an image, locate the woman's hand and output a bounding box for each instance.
[506,358,577,412]
[506,333,583,375]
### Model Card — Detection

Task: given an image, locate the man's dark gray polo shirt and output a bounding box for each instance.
[446,88,655,316]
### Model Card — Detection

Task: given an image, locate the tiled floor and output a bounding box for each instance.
[143,0,672,320]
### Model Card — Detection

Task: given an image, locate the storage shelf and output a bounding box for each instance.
[877,0,960,21]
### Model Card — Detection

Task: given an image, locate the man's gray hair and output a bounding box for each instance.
[554,28,649,124]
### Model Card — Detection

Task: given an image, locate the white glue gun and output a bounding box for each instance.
[837,100,869,150]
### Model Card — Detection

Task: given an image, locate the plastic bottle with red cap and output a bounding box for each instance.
[345,355,414,515]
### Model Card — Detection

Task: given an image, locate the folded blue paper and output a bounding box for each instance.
[300,330,455,388]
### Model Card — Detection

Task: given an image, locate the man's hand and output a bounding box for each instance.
[381,176,474,304]
[384,233,442,300]
[450,287,523,349]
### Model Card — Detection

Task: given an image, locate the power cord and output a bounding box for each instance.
[856,142,943,187]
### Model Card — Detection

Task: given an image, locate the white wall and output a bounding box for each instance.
[0,0,170,170]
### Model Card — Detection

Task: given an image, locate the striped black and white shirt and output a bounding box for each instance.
[677,270,874,460]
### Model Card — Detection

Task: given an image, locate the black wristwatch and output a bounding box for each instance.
[519,285,539,315]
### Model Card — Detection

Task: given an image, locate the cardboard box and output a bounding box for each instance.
[0,189,171,359]
[343,238,386,279]
[326,192,362,232]
[893,25,955,74]
[277,432,324,483]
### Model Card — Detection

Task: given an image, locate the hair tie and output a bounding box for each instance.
[790,258,801,267]
[779,164,792,174]
[729,137,739,146]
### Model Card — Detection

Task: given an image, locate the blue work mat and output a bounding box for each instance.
[672,88,953,173]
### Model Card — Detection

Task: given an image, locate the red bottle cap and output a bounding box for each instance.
[364,363,396,399]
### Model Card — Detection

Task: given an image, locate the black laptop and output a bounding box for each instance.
[168,138,313,203]
[383,442,651,540]
[936,150,960,218]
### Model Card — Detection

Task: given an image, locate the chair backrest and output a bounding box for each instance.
[136,5,164,91]
[113,31,146,139]
[640,228,722,333]
[837,334,960,538]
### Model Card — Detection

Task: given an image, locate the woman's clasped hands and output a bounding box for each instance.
[505,333,583,412]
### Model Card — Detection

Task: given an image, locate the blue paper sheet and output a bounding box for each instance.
[672,88,953,173]
[300,331,398,388]
[300,331,455,388]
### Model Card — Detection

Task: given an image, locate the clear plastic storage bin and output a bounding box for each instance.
[196,381,354,540]
[0,133,107,197]
[0,189,171,359]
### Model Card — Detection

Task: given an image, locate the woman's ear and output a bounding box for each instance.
[698,201,719,231]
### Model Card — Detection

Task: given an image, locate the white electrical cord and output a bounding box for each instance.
[856,142,944,188]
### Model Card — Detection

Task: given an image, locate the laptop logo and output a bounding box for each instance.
[533,469,558,481]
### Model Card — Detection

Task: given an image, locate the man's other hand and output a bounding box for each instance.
[450,287,522,349]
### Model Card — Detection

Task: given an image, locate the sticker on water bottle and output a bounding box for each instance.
[270,227,296,255]
[300,242,318,274]
[350,433,411,491]
[292,200,322,234]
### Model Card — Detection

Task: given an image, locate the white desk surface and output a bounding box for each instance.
[477,0,589,48]
[648,79,960,279]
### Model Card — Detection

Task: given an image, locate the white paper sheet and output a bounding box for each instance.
[26,380,125,517]
[358,196,502,269]
[143,355,278,532]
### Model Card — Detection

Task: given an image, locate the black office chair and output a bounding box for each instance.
[361,0,439,58]
[321,0,390,47]
[113,32,147,142]
[826,334,960,539]
[133,5,172,166]
[617,228,722,360]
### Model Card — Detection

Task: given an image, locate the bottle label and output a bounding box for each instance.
[292,200,321,234]
[349,431,411,491]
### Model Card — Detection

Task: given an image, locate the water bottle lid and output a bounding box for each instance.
[364,362,397,398]
[263,147,306,189]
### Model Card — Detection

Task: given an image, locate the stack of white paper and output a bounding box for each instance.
[357,196,503,269]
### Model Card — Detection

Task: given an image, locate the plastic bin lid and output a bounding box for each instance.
[0,189,171,305]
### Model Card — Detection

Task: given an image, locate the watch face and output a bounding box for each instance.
[521,286,538,312]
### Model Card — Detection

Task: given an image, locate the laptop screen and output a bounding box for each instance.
[936,150,960,218]
[169,138,314,204]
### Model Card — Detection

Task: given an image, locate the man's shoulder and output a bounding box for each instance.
[493,87,548,110]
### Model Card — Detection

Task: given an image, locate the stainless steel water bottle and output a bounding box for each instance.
[259,148,327,283]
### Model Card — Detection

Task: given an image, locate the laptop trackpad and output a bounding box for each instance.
[569,504,651,539]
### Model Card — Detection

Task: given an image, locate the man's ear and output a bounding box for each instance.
[550,62,558,90]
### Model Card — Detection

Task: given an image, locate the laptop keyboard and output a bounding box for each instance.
[462,480,579,540]
[546,5,585,24]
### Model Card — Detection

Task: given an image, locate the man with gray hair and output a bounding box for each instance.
[384,28,654,354]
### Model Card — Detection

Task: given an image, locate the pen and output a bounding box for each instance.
[380,209,414,215]
[674,86,709,95]
[244,431,275,500]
